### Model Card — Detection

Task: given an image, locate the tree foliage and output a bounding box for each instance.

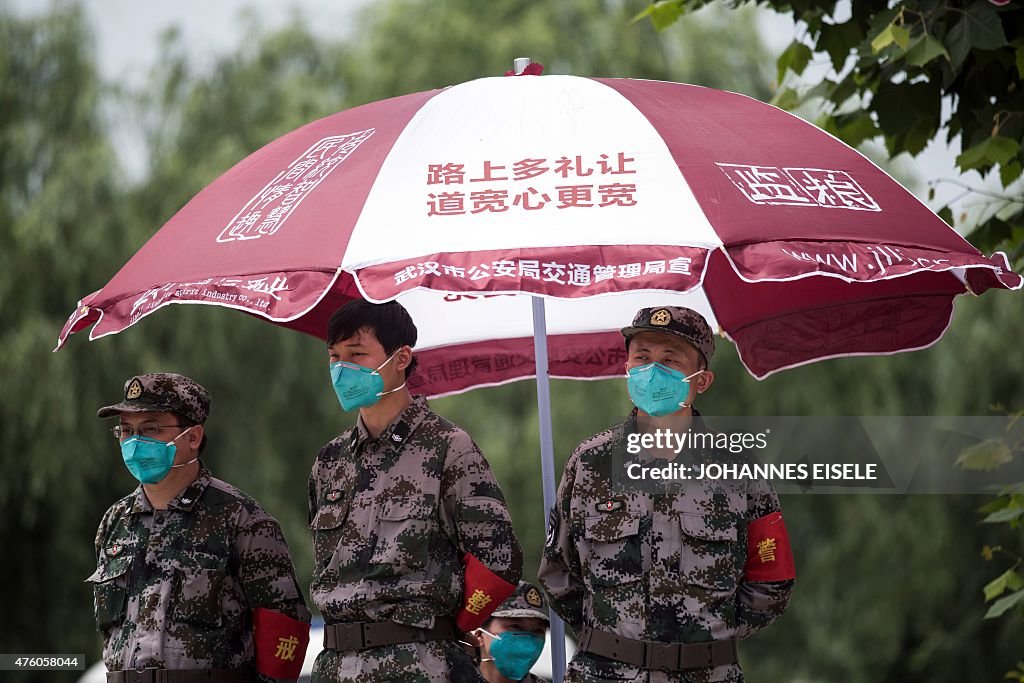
[639,0,1024,268]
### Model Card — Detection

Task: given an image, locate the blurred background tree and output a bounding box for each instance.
[1,1,1021,681]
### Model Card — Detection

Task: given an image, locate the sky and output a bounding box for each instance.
[10,0,998,219]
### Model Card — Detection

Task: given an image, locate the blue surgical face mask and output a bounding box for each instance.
[626,362,703,417]
[330,349,406,411]
[120,427,197,484]
[479,629,545,681]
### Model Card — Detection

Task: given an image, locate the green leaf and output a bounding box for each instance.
[824,74,859,109]
[771,87,799,110]
[905,34,950,67]
[938,206,954,226]
[871,24,899,54]
[947,3,1008,71]
[981,496,1013,514]
[1017,43,1024,79]
[965,2,1009,51]
[984,569,1023,601]
[872,79,941,140]
[817,20,863,71]
[777,41,813,84]
[1001,160,1023,187]
[985,587,1024,619]
[958,136,1021,171]
[955,439,1013,471]
[969,217,1015,254]
[643,1,684,32]
[982,506,1024,524]
[831,111,881,148]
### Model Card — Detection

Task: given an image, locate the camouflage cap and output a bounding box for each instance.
[97,373,211,424]
[620,306,715,366]
[489,581,549,623]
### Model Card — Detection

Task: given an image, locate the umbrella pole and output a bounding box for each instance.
[531,296,567,683]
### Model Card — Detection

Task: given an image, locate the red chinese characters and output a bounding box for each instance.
[426,153,638,217]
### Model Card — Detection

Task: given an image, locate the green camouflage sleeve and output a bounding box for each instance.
[307,463,319,526]
[537,451,585,636]
[237,517,311,623]
[440,430,523,585]
[735,477,794,639]
[93,508,109,562]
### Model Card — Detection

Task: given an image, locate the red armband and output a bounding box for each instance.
[743,511,796,582]
[455,553,516,632]
[252,607,310,680]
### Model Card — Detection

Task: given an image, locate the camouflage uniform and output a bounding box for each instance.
[90,466,311,679]
[89,374,310,682]
[308,394,523,682]
[539,308,794,683]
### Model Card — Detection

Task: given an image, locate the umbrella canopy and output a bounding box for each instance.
[58,74,1021,394]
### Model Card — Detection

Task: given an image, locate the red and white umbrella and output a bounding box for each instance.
[57,69,1020,395]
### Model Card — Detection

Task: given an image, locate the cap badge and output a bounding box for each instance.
[650,309,671,326]
[108,544,123,557]
[126,379,143,400]
[525,587,544,608]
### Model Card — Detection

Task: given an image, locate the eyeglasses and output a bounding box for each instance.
[112,423,189,440]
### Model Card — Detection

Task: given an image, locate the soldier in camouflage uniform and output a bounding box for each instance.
[539,307,795,682]
[89,373,311,683]
[470,581,551,683]
[310,301,523,683]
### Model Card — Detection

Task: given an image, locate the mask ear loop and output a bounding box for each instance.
[374,348,409,398]
[169,426,201,469]
[677,369,704,410]
[463,628,496,663]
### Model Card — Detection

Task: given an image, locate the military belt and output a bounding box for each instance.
[106,668,252,683]
[579,626,738,671]
[323,617,457,651]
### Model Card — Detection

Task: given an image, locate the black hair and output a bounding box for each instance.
[327,300,419,377]
[175,413,207,456]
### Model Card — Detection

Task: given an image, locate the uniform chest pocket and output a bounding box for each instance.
[679,513,741,592]
[581,514,641,588]
[85,554,132,631]
[369,495,435,577]
[310,501,350,572]
[173,553,229,629]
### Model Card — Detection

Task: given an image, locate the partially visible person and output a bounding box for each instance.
[309,300,523,682]
[89,373,310,683]
[470,581,550,683]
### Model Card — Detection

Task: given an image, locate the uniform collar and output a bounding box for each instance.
[129,462,212,514]
[350,395,431,453]
[626,405,707,433]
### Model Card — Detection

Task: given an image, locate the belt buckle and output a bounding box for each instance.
[643,641,677,671]
[343,623,367,651]
[680,642,714,670]
[129,668,160,683]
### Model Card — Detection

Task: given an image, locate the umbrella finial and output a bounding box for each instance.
[504,58,544,77]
